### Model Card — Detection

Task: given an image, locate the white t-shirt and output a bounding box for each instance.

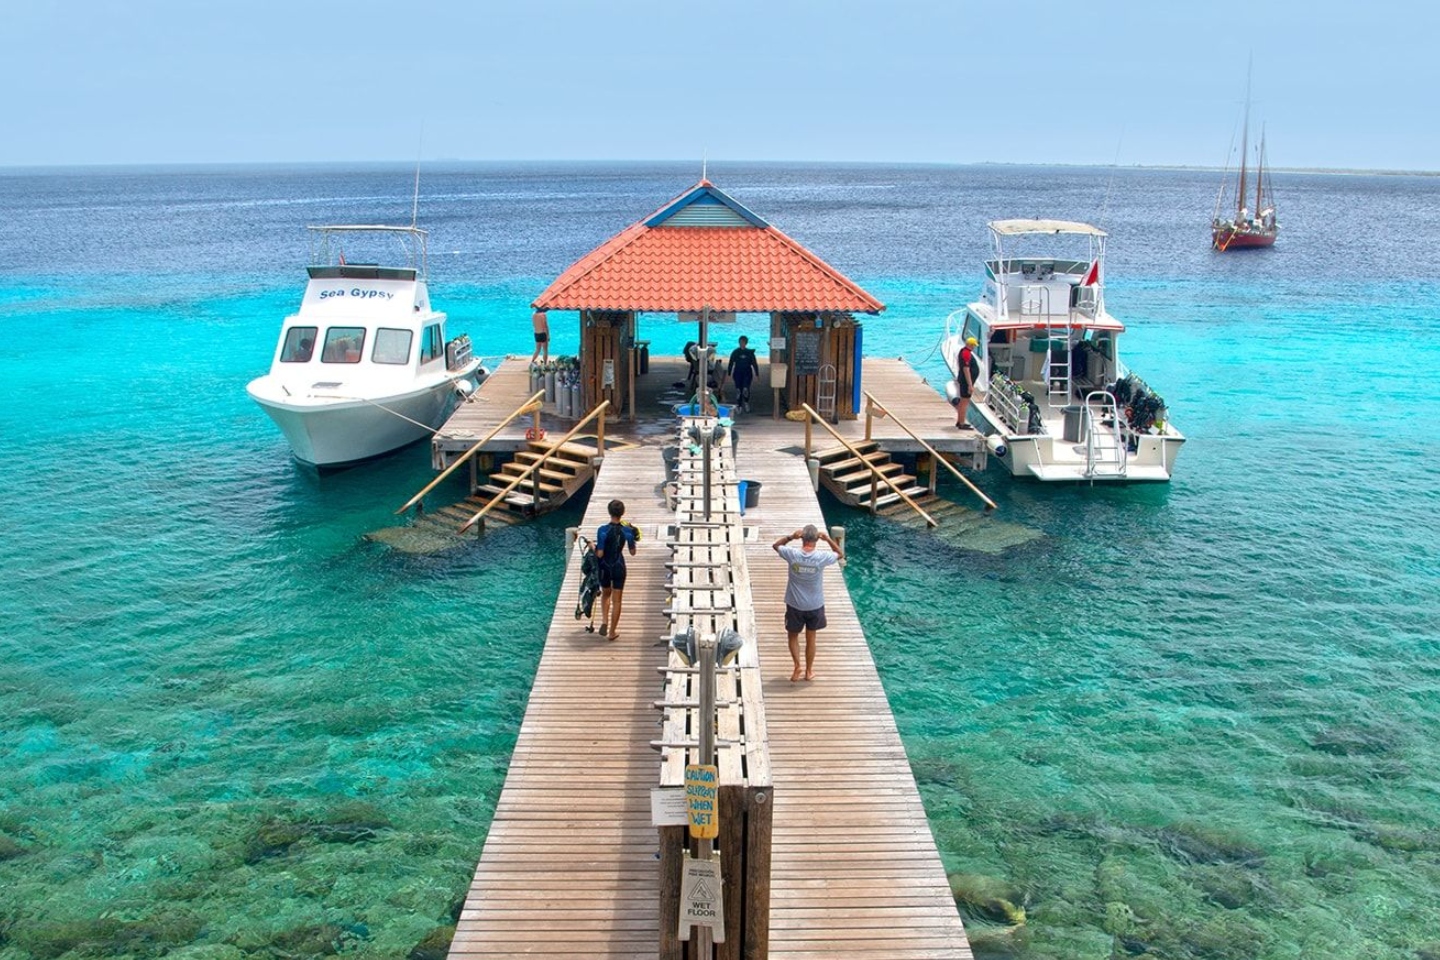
[778,544,839,611]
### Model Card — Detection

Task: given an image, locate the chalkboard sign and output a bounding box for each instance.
[793,329,821,375]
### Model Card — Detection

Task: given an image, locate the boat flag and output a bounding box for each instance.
[1080,259,1100,286]
[338,251,346,265]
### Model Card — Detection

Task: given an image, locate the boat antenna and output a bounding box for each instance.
[702,148,708,182]
[410,122,425,228]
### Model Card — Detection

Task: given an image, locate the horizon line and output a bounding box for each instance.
[1,158,1436,178]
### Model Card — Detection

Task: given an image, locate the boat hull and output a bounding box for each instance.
[1212,226,1276,251]
[975,409,1185,482]
[246,375,470,468]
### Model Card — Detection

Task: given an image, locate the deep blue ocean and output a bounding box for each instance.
[1,161,1438,960]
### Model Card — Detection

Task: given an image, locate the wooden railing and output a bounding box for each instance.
[394,389,546,516]
[863,391,997,512]
[799,403,938,527]
[457,401,610,533]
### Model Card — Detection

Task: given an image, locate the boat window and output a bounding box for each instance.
[961,314,986,360]
[373,328,413,365]
[321,327,366,364]
[420,324,443,364]
[281,327,317,363]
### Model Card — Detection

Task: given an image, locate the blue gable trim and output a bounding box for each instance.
[644,183,769,229]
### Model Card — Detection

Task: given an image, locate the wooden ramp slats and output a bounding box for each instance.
[447,358,971,960]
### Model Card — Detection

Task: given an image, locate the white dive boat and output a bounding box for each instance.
[247,225,485,468]
[942,220,1183,482]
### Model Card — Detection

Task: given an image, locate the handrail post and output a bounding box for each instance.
[804,416,812,459]
[865,398,874,442]
[597,411,605,456]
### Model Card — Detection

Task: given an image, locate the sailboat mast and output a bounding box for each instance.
[1237,85,1251,217]
[1255,124,1266,213]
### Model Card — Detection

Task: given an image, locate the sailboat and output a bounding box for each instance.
[1211,80,1278,251]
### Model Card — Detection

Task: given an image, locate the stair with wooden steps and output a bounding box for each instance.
[811,441,938,514]
[472,438,600,519]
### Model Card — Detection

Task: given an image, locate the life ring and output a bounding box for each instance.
[525,426,546,441]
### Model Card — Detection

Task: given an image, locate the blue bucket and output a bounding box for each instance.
[675,403,734,418]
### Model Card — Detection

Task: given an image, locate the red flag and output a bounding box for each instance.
[1080,260,1099,286]
[338,251,346,265]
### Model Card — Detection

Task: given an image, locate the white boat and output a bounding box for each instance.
[246,225,485,468]
[941,220,1183,482]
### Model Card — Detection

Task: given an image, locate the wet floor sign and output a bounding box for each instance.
[679,855,724,942]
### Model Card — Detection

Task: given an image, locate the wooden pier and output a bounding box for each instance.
[445,357,973,958]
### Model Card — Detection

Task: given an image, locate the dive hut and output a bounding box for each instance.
[531,179,884,421]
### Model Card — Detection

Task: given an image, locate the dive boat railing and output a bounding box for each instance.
[987,374,1040,435]
[1082,390,1128,480]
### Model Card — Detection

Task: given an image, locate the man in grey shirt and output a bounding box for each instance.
[772,523,844,682]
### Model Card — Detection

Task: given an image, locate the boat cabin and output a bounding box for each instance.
[950,220,1127,418]
[266,249,470,383]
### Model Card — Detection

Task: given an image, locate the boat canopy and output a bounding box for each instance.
[990,219,1107,237]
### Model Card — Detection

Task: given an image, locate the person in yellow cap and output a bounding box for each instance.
[954,336,980,429]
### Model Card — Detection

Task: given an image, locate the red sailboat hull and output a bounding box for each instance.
[1212,225,1277,251]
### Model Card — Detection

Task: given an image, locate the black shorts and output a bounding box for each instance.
[955,380,973,399]
[785,604,827,633]
[599,564,626,590]
[534,332,549,344]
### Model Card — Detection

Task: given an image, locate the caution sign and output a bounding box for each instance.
[684,764,719,839]
[678,855,725,942]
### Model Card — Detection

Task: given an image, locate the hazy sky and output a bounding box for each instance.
[5,0,1435,170]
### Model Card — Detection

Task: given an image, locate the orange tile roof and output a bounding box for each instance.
[533,182,884,315]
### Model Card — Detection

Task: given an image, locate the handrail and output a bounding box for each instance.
[863,391,997,512]
[458,401,611,533]
[395,389,546,515]
[800,403,937,528]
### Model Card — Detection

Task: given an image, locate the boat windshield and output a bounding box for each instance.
[280,327,317,363]
[373,328,414,365]
[321,327,366,363]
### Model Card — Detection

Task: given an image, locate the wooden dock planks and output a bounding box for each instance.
[447,358,971,959]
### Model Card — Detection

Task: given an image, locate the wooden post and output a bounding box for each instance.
[864,398,874,442]
[803,416,812,460]
[870,472,878,514]
[695,634,717,956]
[718,784,745,960]
[659,825,685,960]
[743,786,773,957]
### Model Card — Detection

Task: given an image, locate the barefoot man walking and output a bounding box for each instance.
[772,524,844,682]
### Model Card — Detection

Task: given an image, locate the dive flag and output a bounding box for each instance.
[1080,259,1100,286]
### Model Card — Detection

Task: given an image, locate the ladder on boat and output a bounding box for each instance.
[1045,313,1072,404]
[1083,391,1128,479]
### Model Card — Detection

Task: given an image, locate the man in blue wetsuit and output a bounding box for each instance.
[772,523,844,682]
[595,499,638,640]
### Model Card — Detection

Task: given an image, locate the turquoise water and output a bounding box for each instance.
[2,163,1438,959]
